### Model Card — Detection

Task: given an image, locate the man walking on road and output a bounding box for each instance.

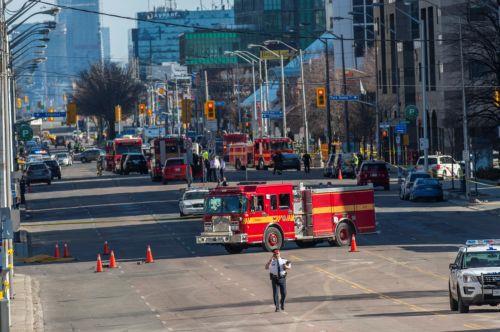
[302,153,311,173]
[265,249,291,312]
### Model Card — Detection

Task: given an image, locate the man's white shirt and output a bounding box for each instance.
[269,258,290,277]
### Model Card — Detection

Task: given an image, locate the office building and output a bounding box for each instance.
[101,27,111,62]
[131,7,234,80]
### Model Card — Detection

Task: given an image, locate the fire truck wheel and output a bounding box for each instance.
[224,244,244,254]
[263,227,283,252]
[295,240,317,248]
[334,222,353,247]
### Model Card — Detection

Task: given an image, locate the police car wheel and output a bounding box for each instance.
[458,292,469,313]
[449,286,458,311]
[263,227,283,252]
[224,244,244,254]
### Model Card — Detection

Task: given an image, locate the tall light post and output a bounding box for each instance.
[264,40,310,152]
[225,51,259,139]
[373,2,429,171]
[248,44,287,138]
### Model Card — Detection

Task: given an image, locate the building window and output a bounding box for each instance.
[264,0,281,11]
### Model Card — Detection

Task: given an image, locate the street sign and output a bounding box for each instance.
[396,135,401,144]
[215,101,225,107]
[33,112,66,118]
[262,111,283,119]
[405,105,419,121]
[419,138,429,151]
[395,123,407,134]
[379,122,390,129]
[329,95,359,101]
[18,124,33,142]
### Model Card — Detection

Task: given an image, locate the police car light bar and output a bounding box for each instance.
[466,239,500,246]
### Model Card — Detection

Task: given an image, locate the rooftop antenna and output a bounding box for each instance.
[199,0,204,10]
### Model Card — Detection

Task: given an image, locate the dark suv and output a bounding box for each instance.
[122,154,148,175]
[357,161,390,190]
[44,159,62,180]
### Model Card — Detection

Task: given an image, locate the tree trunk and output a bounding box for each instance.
[106,118,116,140]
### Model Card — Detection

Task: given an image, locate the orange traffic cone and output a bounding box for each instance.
[53,243,60,258]
[109,250,118,268]
[103,241,110,255]
[63,243,70,258]
[349,234,359,252]
[95,254,103,273]
[145,245,154,263]
[338,168,343,180]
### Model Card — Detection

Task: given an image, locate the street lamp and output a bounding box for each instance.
[8,7,60,34]
[248,43,287,138]
[225,51,259,139]
[264,40,310,153]
[373,2,429,172]
[11,44,47,64]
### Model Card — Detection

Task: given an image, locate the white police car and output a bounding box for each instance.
[179,188,208,217]
[449,240,500,313]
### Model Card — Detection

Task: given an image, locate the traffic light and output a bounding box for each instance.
[494,89,500,108]
[66,102,77,125]
[139,103,146,115]
[316,87,326,108]
[147,108,153,117]
[205,100,216,120]
[16,98,22,109]
[181,98,192,123]
[382,129,388,138]
[115,105,122,122]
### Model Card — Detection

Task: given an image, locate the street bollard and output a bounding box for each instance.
[0,298,10,332]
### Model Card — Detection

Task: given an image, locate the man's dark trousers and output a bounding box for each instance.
[271,276,286,309]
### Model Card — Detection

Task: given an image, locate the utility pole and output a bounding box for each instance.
[420,20,429,172]
[280,54,286,137]
[324,39,333,155]
[340,35,350,152]
[299,49,309,153]
[374,37,380,158]
[459,19,471,201]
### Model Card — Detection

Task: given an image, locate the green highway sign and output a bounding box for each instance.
[18,124,33,141]
[405,105,419,121]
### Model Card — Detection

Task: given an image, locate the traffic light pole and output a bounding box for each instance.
[340,35,350,153]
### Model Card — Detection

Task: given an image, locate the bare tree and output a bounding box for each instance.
[73,62,145,139]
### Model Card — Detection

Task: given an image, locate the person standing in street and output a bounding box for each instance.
[302,153,311,173]
[219,157,226,181]
[213,156,221,183]
[265,249,291,312]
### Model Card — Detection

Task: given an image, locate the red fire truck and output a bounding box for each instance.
[105,137,143,172]
[148,137,187,181]
[228,143,254,170]
[196,182,376,254]
[222,133,249,161]
[228,137,293,170]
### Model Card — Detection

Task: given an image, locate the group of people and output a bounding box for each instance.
[204,155,226,183]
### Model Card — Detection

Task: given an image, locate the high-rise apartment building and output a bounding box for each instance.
[101,27,111,62]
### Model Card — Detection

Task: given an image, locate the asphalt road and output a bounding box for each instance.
[17,162,500,332]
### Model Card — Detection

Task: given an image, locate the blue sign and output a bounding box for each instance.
[33,112,66,118]
[215,101,225,107]
[262,111,283,119]
[395,123,407,134]
[329,95,360,101]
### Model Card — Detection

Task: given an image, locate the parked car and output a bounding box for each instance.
[162,158,188,184]
[399,171,431,200]
[43,159,62,180]
[74,149,103,163]
[56,152,73,166]
[409,178,444,202]
[415,155,462,179]
[357,161,390,190]
[179,188,209,216]
[323,153,356,178]
[122,153,148,175]
[274,153,301,172]
[26,162,51,185]
[54,135,66,148]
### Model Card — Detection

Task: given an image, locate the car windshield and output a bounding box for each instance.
[184,192,207,201]
[205,196,247,214]
[415,178,440,186]
[29,164,46,170]
[56,154,68,158]
[417,157,438,165]
[166,159,184,166]
[44,161,58,167]
[116,145,141,154]
[464,251,500,268]
[362,164,387,172]
[282,154,298,160]
[128,154,145,160]
[410,173,431,182]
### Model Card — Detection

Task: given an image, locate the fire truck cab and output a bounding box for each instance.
[196,182,376,254]
[254,137,293,170]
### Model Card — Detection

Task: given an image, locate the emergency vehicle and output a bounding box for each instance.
[222,133,249,161]
[196,182,376,254]
[449,239,500,313]
[105,137,142,172]
[228,137,294,170]
[149,137,187,181]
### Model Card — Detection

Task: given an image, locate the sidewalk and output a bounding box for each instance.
[443,179,500,215]
[10,273,43,332]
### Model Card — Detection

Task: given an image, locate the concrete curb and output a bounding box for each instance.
[11,274,44,332]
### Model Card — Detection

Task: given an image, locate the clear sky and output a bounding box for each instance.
[8,0,231,62]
